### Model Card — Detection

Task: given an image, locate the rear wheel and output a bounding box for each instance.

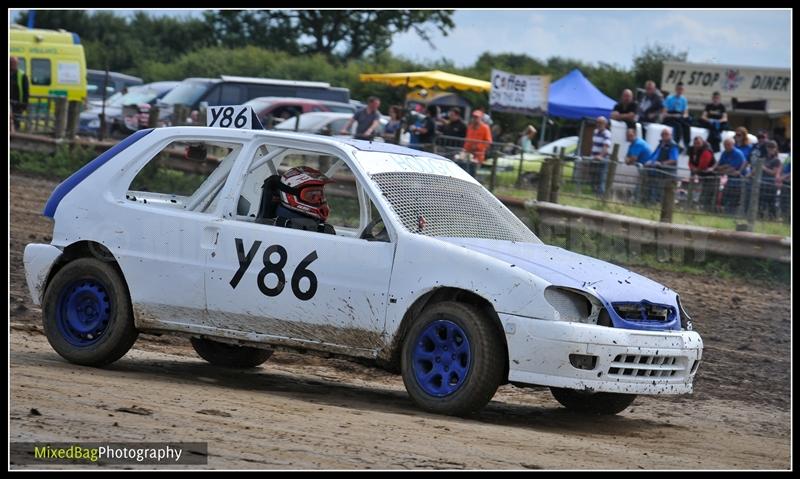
[190,337,273,368]
[42,258,138,366]
[550,387,636,415]
[401,301,505,416]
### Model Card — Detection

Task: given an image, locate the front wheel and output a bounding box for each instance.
[550,387,637,415]
[190,337,273,368]
[401,301,505,416]
[42,257,139,366]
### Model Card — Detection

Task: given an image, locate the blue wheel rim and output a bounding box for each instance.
[412,319,471,397]
[55,278,111,347]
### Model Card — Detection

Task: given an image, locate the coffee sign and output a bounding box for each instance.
[489,69,549,115]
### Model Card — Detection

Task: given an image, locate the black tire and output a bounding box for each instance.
[190,337,273,368]
[401,301,505,416]
[550,387,636,415]
[42,257,138,366]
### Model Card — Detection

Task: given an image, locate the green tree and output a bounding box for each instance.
[632,43,688,89]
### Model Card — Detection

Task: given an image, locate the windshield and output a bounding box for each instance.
[117,88,159,106]
[370,171,541,243]
[160,80,211,106]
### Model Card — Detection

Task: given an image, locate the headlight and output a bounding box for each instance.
[676,295,693,331]
[545,286,595,324]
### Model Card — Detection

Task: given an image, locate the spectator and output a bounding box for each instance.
[734,126,754,165]
[382,105,403,144]
[688,136,717,210]
[749,130,769,163]
[408,104,438,148]
[624,127,652,166]
[638,80,664,126]
[439,107,467,152]
[758,140,783,219]
[10,56,29,130]
[715,137,747,214]
[697,91,728,152]
[642,128,680,204]
[590,116,612,195]
[519,125,538,153]
[611,89,638,130]
[462,109,493,176]
[776,157,791,221]
[663,82,691,150]
[340,96,381,140]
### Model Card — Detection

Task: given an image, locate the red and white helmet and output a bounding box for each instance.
[279,166,333,222]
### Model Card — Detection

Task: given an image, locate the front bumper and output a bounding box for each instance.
[499,313,703,395]
[23,243,63,305]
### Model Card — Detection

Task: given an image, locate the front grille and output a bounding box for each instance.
[613,302,676,322]
[607,354,687,378]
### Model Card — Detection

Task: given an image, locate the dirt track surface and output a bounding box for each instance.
[9,173,791,469]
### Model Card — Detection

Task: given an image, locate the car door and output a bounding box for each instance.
[204,148,396,352]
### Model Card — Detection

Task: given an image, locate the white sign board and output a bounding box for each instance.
[207,105,258,129]
[57,62,81,85]
[489,69,549,115]
[661,61,790,113]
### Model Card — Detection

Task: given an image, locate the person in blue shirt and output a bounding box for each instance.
[663,82,692,151]
[624,128,653,166]
[641,128,679,204]
[715,137,747,214]
[777,157,791,221]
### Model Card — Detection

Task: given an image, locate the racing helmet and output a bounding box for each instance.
[278,166,333,222]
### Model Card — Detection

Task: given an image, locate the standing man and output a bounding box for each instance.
[462,109,493,177]
[10,56,29,131]
[340,96,382,140]
[642,128,680,204]
[408,105,438,149]
[637,80,664,130]
[611,89,638,130]
[439,107,467,149]
[697,91,728,152]
[663,82,691,150]
[758,140,783,219]
[590,116,612,195]
[715,137,747,214]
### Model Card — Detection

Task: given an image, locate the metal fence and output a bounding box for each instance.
[10,95,82,138]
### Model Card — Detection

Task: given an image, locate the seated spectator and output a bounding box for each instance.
[642,128,679,204]
[715,137,747,214]
[758,140,783,220]
[638,80,664,127]
[611,89,639,130]
[688,136,717,211]
[663,82,692,150]
[697,91,728,152]
[519,125,538,153]
[776,157,791,221]
[462,109,493,176]
[590,116,612,195]
[624,128,652,166]
[439,107,467,150]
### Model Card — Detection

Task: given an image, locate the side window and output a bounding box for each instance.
[126,139,241,214]
[219,84,244,105]
[202,85,221,106]
[18,58,26,74]
[31,58,51,85]
[234,147,388,241]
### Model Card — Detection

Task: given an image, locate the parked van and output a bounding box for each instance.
[156,75,351,125]
[9,25,88,107]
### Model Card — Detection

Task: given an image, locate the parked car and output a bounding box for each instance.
[244,97,355,129]
[273,111,387,137]
[79,81,179,137]
[493,136,579,182]
[24,125,702,417]
[156,75,351,126]
[86,69,143,106]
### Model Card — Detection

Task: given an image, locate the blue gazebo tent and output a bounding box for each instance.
[547,68,616,120]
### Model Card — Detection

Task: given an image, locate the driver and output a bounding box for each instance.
[274,166,336,234]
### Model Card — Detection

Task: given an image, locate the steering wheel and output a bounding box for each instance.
[360,218,389,241]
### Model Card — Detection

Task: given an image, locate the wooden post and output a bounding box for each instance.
[489,149,499,192]
[66,100,82,139]
[174,105,187,126]
[53,96,68,139]
[515,146,525,188]
[549,147,564,203]
[198,105,207,126]
[148,105,160,129]
[660,173,676,223]
[602,143,620,203]
[537,158,553,202]
[746,156,764,231]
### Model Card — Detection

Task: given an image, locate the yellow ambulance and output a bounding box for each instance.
[9,24,89,108]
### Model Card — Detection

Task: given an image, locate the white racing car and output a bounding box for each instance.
[24,122,702,416]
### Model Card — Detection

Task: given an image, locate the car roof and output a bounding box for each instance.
[246,96,326,106]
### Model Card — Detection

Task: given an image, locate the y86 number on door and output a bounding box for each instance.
[229,238,319,301]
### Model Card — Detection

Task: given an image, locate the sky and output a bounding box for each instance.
[10,9,792,69]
